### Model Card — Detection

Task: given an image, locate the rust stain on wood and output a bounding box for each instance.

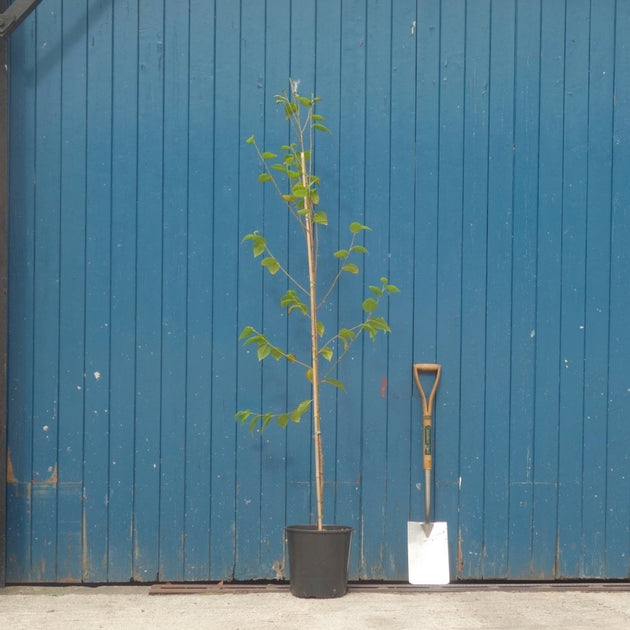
[6,448,17,483]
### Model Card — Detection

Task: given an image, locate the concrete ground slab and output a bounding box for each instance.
[1,584,629,629]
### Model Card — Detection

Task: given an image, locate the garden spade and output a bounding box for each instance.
[408,363,450,585]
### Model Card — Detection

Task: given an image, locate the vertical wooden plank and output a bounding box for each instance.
[483,0,515,579]
[286,2,314,540]
[281,2,317,548]
[507,0,541,579]
[435,0,464,577]
[133,0,164,582]
[606,0,630,579]
[210,0,241,580]
[82,0,113,583]
[531,0,564,580]
[384,0,416,581]
[108,0,138,582]
[183,0,214,581]
[581,0,615,579]
[56,0,88,582]
[287,0,319,541]
[359,0,392,580]
[412,0,441,553]
[335,0,366,579]
[458,0,490,580]
[259,0,291,579]
[557,0,589,579]
[6,7,36,582]
[0,0,6,589]
[234,0,265,580]
[158,0,190,582]
[30,0,62,582]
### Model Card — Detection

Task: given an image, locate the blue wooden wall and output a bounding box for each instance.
[6,0,630,582]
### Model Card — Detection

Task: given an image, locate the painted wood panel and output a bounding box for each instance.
[6,0,630,582]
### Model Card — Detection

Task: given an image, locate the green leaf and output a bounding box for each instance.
[271,163,289,174]
[368,316,391,333]
[288,303,308,316]
[246,135,255,145]
[280,289,308,314]
[320,346,334,361]
[323,378,346,391]
[361,321,377,340]
[351,245,368,255]
[261,414,274,431]
[261,151,277,160]
[258,172,273,183]
[291,399,312,422]
[386,284,400,294]
[316,320,325,337]
[242,232,267,257]
[284,102,298,118]
[235,409,251,423]
[305,368,313,382]
[298,95,312,107]
[310,190,320,206]
[311,114,325,122]
[313,211,328,225]
[252,238,266,257]
[342,263,359,274]
[362,297,378,313]
[313,123,331,133]
[257,343,271,361]
[338,328,356,351]
[334,249,349,259]
[349,222,371,234]
[239,326,255,340]
[242,333,264,346]
[276,414,289,428]
[292,184,308,198]
[261,257,281,275]
[369,285,383,297]
[280,289,298,308]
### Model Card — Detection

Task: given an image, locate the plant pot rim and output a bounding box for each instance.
[286,524,353,534]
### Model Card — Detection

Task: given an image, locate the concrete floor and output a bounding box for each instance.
[1,584,629,629]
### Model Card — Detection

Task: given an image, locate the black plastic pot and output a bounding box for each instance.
[285,524,353,598]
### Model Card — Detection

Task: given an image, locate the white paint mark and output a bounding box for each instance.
[411,20,416,36]
[43,425,49,432]
[530,329,536,338]
[93,371,101,380]
[458,476,462,490]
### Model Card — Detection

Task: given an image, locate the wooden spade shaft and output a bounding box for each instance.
[412,364,442,525]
